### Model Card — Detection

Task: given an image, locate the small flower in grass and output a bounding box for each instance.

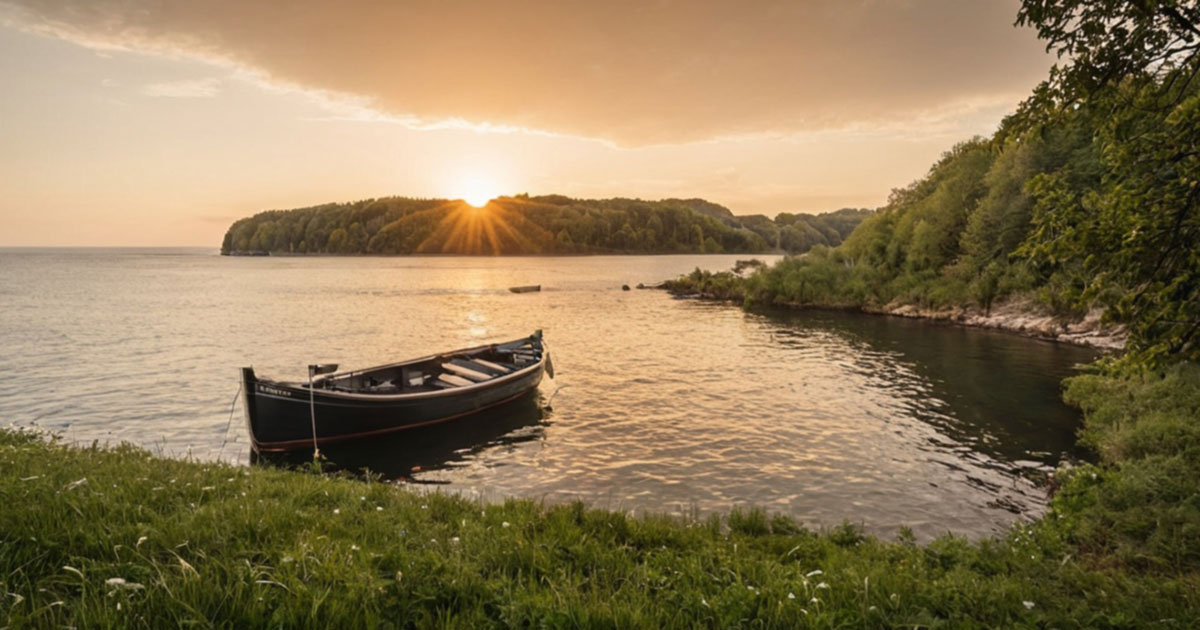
[450,537,460,544]
[787,592,796,600]
[501,521,510,528]
[810,597,819,604]
[333,508,340,515]
[105,577,143,592]
[376,506,383,511]
[1023,601,1035,610]
[360,496,365,501]
[421,504,428,510]
[350,545,359,551]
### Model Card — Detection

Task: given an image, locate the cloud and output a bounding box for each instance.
[1,0,1049,146]
[141,77,221,98]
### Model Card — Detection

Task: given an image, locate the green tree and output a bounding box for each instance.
[1016,0,1200,364]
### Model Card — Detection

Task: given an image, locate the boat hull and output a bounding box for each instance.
[242,355,545,452]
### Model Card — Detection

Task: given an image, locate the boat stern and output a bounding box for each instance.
[240,367,260,449]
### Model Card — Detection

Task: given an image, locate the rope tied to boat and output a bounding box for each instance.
[215,380,243,462]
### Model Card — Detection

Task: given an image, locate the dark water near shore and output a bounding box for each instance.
[0,248,1097,539]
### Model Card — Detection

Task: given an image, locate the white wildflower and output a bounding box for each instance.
[376,506,383,511]
[450,537,460,544]
[1023,601,1035,610]
[350,545,360,551]
[787,592,796,600]
[501,521,510,528]
[333,508,340,515]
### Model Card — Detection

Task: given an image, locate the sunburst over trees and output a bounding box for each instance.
[221,196,872,257]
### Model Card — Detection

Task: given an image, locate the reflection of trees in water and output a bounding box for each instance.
[252,391,547,481]
[752,307,1098,467]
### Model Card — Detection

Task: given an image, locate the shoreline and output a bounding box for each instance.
[669,289,1126,351]
[4,355,1197,629]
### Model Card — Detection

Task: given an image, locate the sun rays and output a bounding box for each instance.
[415,200,551,255]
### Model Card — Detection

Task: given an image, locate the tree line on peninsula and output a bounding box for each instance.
[220,195,871,257]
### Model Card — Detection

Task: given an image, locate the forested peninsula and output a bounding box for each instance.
[220,195,871,256]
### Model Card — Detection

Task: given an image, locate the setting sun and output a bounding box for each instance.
[457,175,502,208]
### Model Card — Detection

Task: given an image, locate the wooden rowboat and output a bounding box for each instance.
[242,331,552,452]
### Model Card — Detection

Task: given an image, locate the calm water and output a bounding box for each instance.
[0,248,1097,539]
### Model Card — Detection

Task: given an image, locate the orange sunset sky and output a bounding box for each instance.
[0,0,1053,246]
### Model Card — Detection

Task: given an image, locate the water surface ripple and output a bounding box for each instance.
[0,249,1097,539]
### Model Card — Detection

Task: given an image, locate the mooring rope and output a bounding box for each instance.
[215,380,243,461]
[544,384,569,408]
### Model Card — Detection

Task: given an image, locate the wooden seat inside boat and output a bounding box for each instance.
[473,358,512,373]
[435,373,474,388]
[442,362,491,382]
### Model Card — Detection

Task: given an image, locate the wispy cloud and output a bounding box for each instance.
[141,77,221,99]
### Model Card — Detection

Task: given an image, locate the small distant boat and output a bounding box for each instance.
[509,285,541,293]
[242,331,552,452]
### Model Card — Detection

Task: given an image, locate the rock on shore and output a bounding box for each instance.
[875,298,1125,350]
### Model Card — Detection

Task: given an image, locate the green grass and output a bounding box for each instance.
[1046,363,1200,572]
[3,369,1200,630]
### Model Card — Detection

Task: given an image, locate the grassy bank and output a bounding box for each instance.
[2,366,1199,628]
